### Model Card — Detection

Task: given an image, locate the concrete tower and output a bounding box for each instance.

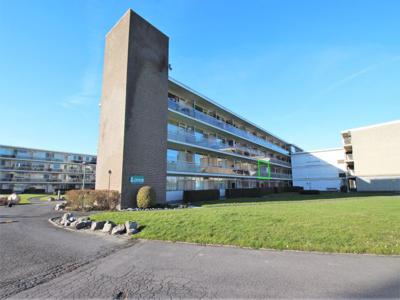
[96,9,169,208]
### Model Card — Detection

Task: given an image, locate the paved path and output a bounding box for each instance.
[0,199,127,299]
[1,200,400,299]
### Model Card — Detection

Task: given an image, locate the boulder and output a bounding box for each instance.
[77,216,90,222]
[70,221,78,228]
[55,203,66,211]
[111,224,126,235]
[125,221,138,234]
[129,228,140,235]
[91,221,106,231]
[75,220,92,230]
[7,193,21,205]
[68,216,76,222]
[61,212,73,223]
[102,221,116,233]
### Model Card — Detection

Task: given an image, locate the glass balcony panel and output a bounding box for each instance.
[168,98,289,155]
[168,127,291,167]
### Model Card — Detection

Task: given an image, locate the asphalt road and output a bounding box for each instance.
[0,199,127,299]
[1,200,400,299]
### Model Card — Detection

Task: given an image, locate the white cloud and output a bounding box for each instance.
[321,55,400,95]
[62,2,103,109]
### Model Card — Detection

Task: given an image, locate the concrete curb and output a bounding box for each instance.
[49,218,399,257]
[133,238,400,258]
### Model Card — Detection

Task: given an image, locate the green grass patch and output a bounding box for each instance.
[91,193,400,255]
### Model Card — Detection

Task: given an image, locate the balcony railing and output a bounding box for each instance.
[168,99,289,155]
[0,154,96,164]
[0,178,95,183]
[343,137,352,145]
[168,128,235,151]
[345,153,354,161]
[167,160,257,176]
[0,166,95,174]
[168,128,291,167]
[167,160,291,179]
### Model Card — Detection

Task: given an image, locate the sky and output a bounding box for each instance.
[0,0,399,154]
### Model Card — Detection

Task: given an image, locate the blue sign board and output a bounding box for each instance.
[130,175,144,184]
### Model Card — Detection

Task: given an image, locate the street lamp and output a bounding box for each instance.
[107,170,112,201]
[82,161,87,190]
[108,170,112,190]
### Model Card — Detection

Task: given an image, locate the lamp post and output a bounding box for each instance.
[107,170,112,201]
[81,161,87,190]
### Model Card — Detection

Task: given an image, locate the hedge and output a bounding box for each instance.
[66,189,120,211]
[225,186,303,198]
[225,188,275,198]
[299,189,320,195]
[183,189,220,203]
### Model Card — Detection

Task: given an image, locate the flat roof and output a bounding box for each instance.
[0,144,96,157]
[292,147,343,155]
[341,119,400,134]
[169,77,297,147]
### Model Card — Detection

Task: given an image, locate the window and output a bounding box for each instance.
[33,151,47,160]
[16,150,30,159]
[0,147,14,157]
[167,149,179,162]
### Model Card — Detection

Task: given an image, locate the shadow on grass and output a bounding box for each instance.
[194,192,399,207]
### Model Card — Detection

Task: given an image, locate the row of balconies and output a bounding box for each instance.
[0,166,95,174]
[168,128,291,167]
[168,98,289,155]
[0,154,97,164]
[167,160,292,179]
[0,178,95,183]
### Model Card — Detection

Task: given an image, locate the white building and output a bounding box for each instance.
[291,148,347,191]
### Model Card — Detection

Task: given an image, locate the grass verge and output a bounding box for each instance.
[91,193,400,255]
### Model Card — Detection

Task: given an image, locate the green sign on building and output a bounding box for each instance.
[130,175,144,184]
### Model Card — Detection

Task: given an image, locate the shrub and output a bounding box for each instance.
[0,197,7,206]
[299,189,320,195]
[225,188,275,199]
[137,186,156,208]
[183,189,220,204]
[66,190,120,211]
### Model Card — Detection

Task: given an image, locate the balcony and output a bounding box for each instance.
[343,137,352,145]
[168,129,291,167]
[167,160,246,176]
[0,165,95,174]
[168,98,289,155]
[345,153,354,161]
[347,169,355,176]
[167,160,291,179]
[0,178,95,183]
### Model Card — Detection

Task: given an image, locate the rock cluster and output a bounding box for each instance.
[57,213,139,236]
[55,202,67,211]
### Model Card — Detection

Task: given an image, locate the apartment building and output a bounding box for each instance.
[0,145,96,194]
[95,9,301,207]
[166,79,297,201]
[291,148,347,191]
[341,120,400,192]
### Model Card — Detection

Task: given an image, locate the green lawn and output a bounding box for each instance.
[91,193,400,255]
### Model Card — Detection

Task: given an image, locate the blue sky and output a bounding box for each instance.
[1,0,399,154]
